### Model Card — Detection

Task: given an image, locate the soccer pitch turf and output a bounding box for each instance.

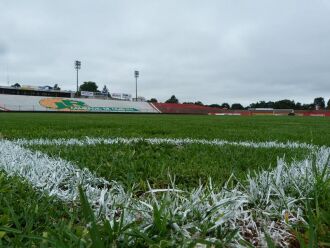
[0,113,329,247]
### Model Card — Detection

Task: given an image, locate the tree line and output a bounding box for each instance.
[148,95,330,110]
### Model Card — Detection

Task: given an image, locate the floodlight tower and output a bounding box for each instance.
[75,60,81,93]
[134,70,139,101]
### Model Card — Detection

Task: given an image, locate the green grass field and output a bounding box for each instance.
[1,113,330,144]
[0,113,329,247]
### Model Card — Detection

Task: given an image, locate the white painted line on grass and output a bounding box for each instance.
[1,138,329,247]
[0,139,130,212]
[14,136,321,151]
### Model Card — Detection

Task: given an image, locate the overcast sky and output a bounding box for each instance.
[1,0,330,105]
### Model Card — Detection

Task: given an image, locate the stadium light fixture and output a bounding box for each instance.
[75,60,81,93]
[134,70,139,101]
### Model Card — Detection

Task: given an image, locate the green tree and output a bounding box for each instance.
[295,102,302,110]
[208,104,221,108]
[11,83,21,88]
[265,101,275,108]
[53,84,61,90]
[327,99,330,109]
[313,97,325,109]
[301,103,314,110]
[221,103,230,109]
[101,85,109,96]
[79,81,98,92]
[249,101,275,109]
[194,101,203,106]
[165,95,179,104]
[231,103,244,110]
[274,99,296,109]
[257,101,267,108]
[147,98,158,103]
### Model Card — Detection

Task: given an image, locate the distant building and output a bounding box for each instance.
[133,96,146,102]
[38,85,53,91]
[111,93,132,101]
[0,85,73,98]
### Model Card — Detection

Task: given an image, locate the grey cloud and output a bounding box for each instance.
[0,0,330,105]
[0,40,8,57]
[0,45,6,56]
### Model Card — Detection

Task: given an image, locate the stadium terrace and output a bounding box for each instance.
[0,85,330,116]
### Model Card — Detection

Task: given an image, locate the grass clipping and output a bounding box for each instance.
[0,139,329,246]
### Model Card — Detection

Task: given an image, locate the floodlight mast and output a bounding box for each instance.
[75,60,81,93]
[134,70,139,101]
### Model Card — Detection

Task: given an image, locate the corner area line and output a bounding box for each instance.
[0,138,128,209]
[1,138,329,246]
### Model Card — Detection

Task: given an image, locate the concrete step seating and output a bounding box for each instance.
[0,94,157,113]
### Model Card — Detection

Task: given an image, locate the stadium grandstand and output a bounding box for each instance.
[0,85,157,113]
[1,85,330,116]
[0,94,157,113]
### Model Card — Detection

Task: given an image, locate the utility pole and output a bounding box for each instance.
[75,60,81,93]
[134,70,139,101]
